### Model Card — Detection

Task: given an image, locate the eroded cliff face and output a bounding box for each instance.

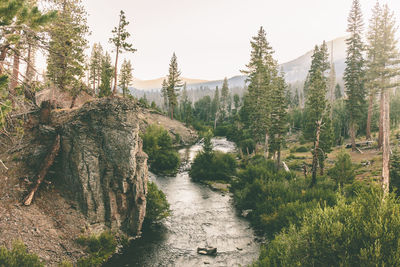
[59,98,148,236]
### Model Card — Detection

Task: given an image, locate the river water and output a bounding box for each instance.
[106,138,259,267]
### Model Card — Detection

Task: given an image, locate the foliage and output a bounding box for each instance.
[98,52,113,97]
[109,10,136,95]
[328,151,356,186]
[0,75,11,128]
[47,0,88,97]
[255,189,400,267]
[76,231,116,267]
[232,155,336,238]
[119,59,133,97]
[141,125,180,175]
[0,241,43,267]
[391,149,400,194]
[190,131,236,182]
[166,53,182,119]
[145,181,171,224]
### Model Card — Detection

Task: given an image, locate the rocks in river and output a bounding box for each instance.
[59,98,148,236]
[197,246,217,256]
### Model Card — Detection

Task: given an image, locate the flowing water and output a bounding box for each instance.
[106,138,259,267]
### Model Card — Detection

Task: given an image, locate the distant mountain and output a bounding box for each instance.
[131,36,347,92]
[132,77,209,90]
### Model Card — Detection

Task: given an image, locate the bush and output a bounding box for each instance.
[145,181,170,224]
[295,145,309,152]
[255,188,400,267]
[232,156,336,238]
[239,138,256,155]
[190,151,236,182]
[190,131,237,182]
[391,149,400,194]
[328,151,355,186]
[142,125,180,175]
[0,241,43,267]
[76,231,117,267]
[214,125,229,136]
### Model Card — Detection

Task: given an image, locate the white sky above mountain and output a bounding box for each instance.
[81,0,400,80]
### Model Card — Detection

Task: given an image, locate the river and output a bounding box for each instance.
[105,137,259,267]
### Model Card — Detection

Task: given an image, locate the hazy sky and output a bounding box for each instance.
[84,0,400,80]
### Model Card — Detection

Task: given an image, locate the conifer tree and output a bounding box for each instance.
[179,83,192,126]
[365,2,382,141]
[98,52,113,97]
[119,58,133,97]
[344,0,366,151]
[335,84,342,99]
[212,86,220,129]
[89,43,103,95]
[304,43,331,186]
[220,77,229,120]
[109,10,136,95]
[241,26,277,157]
[269,73,288,168]
[46,0,89,107]
[161,79,168,111]
[166,53,182,119]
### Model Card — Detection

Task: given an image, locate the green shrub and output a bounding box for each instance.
[0,241,43,267]
[255,188,400,267]
[145,181,171,224]
[391,149,400,194]
[76,231,117,267]
[295,145,309,152]
[328,151,355,186]
[214,125,229,136]
[190,131,237,182]
[239,138,256,155]
[232,156,336,238]
[142,125,180,175]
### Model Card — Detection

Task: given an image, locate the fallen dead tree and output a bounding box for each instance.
[23,134,60,206]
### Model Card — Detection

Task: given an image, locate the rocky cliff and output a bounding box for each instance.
[58,98,148,236]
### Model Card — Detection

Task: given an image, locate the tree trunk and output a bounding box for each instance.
[366,93,373,140]
[0,45,9,75]
[378,89,384,149]
[276,148,281,170]
[70,94,77,109]
[311,120,321,187]
[264,132,269,159]
[24,135,61,206]
[112,47,119,96]
[350,121,357,151]
[382,89,390,194]
[10,50,20,95]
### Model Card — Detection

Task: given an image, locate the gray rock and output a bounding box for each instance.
[59,98,148,236]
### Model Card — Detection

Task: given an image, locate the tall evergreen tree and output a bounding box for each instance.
[161,78,168,111]
[119,58,133,97]
[212,86,220,129]
[98,52,113,97]
[166,52,182,119]
[335,84,342,100]
[220,77,229,120]
[241,26,277,157]
[89,42,103,95]
[109,10,136,95]
[344,0,366,151]
[304,43,331,186]
[46,0,89,107]
[179,83,192,126]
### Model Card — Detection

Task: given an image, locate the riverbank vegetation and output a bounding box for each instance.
[142,125,180,176]
[145,181,171,225]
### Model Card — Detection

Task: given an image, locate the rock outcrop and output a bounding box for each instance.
[59,98,148,236]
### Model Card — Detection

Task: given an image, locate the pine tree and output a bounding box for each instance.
[119,58,133,97]
[304,43,331,186]
[89,43,103,95]
[166,53,182,119]
[212,86,220,129]
[179,83,192,126]
[46,0,89,107]
[269,72,288,168]
[365,2,382,141]
[220,77,229,120]
[334,84,342,99]
[161,79,168,111]
[98,52,113,97]
[293,89,300,107]
[344,0,366,151]
[241,26,277,157]
[109,10,136,95]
